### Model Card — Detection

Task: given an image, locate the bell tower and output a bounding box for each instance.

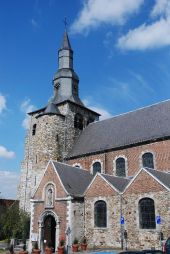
[18,31,100,212]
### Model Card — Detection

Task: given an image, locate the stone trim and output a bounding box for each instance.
[139,150,156,170]
[90,159,104,174]
[113,155,128,177]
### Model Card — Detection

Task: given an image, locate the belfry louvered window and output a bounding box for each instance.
[93,162,101,175]
[74,113,83,130]
[139,198,156,229]
[94,201,107,227]
[142,152,154,169]
[116,158,126,177]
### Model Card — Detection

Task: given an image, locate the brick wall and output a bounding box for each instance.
[68,140,170,176]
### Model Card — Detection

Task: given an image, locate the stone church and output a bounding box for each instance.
[18,31,170,251]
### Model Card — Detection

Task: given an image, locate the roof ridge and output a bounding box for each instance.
[91,99,170,125]
[144,167,170,174]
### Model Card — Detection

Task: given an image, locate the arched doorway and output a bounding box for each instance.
[43,215,56,250]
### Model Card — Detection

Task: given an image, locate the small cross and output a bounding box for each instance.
[63,17,68,30]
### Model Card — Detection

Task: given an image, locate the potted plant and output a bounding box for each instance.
[57,239,65,254]
[72,238,79,252]
[81,237,87,251]
[32,241,41,254]
[19,244,28,254]
[45,241,53,254]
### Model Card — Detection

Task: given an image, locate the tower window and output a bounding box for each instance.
[32,124,37,136]
[142,152,154,169]
[74,113,83,130]
[139,198,156,229]
[116,157,126,177]
[93,162,101,175]
[94,200,107,227]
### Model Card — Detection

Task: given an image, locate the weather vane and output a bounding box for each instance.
[63,17,68,30]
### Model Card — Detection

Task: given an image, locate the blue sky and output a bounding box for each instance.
[0,0,170,199]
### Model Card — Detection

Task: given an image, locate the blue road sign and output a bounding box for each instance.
[120,216,125,225]
[156,215,161,224]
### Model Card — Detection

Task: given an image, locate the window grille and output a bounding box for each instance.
[139,198,156,229]
[116,157,126,177]
[142,153,154,168]
[93,162,101,175]
[94,201,107,227]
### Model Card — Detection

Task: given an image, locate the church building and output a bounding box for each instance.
[18,31,170,251]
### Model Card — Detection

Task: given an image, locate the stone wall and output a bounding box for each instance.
[18,100,98,212]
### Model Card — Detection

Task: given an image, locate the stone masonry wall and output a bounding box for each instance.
[67,140,170,176]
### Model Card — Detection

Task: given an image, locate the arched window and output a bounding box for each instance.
[94,201,107,227]
[139,198,156,229]
[32,124,37,136]
[116,157,126,177]
[93,162,101,175]
[142,152,154,169]
[74,113,83,130]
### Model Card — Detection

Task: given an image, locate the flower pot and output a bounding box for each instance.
[33,249,41,254]
[81,243,87,251]
[45,247,53,254]
[72,244,79,252]
[57,246,65,254]
[19,251,28,254]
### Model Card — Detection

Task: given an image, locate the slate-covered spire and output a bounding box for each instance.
[58,30,73,70]
[60,30,72,50]
[52,31,84,106]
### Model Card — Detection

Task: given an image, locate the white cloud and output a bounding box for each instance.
[151,0,170,18]
[118,18,170,50]
[0,145,15,159]
[118,0,170,50]
[0,94,6,114]
[0,170,19,199]
[83,98,112,120]
[20,99,36,129]
[70,0,144,34]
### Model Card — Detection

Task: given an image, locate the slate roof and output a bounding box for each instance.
[145,168,170,189]
[101,174,131,192]
[68,100,170,159]
[53,161,93,196]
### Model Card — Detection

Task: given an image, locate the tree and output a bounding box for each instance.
[1,202,30,240]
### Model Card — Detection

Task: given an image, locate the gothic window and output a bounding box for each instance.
[45,184,54,207]
[139,198,156,229]
[74,113,83,130]
[116,157,126,177]
[142,152,154,169]
[94,201,107,227]
[93,162,101,175]
[32,124,37,136]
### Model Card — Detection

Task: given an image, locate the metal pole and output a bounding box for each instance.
[120,195,124,250]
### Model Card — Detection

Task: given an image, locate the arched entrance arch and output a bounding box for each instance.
[38,210,59,251]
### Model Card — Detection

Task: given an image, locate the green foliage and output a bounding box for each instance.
[73,238,78,245]
[0,202,30,240]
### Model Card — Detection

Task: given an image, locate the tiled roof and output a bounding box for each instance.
[102,174,131,192]
[145,168,170,189]
[68,100,170,158]
[53,161,93,196]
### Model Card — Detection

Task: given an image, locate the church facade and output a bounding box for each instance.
[18,31,170,251]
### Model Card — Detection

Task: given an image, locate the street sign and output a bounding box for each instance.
[120,216,125,225]
[156,215,161,224]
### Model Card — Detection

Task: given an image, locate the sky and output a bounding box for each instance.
[0,0,170,199]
